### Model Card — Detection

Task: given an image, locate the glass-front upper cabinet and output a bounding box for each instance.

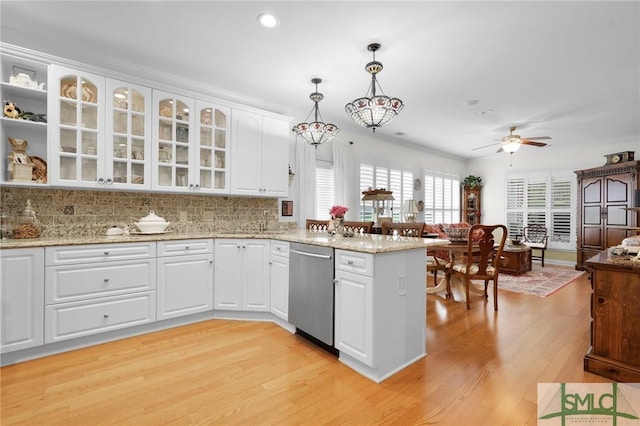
[195,100,229,193]
[0,54,48,185]
[106,79,152,189]
[48,65,105,187]
[152,90,195,192]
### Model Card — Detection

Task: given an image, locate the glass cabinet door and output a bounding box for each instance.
[195,101,229,193]
[153,90,194,191]
[106,79,151,188]
[50,65,105,186]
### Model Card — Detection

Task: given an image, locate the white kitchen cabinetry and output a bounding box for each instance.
[269,241,289,321]
[49,66,153,189]
[230,109,289,197]
[48,64,106,187]
[152,92,230,193]
[334,248,427,383]
[0,54,48,185]
[152,90,195,192]
[106,79,152,189]
[156,239,214,320]
[44,243,156,343]
[214,239,270,311]
[334,250,374,367]
[194,100,230,193]
[0,248,45,353]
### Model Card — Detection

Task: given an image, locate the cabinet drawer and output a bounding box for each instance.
[271,241,289,257]
[46,259,156,304]
[46,243,155,265]
[45,291,156,343]
[156,239,213,257]
[335,250,374,276]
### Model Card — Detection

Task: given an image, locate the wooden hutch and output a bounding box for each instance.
[584,252,640,382]
[462,186,481,225]
[575,160,640,270]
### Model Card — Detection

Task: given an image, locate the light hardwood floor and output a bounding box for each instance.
[1,269,611,425]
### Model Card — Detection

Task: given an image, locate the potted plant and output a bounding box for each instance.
[462,175,482,188]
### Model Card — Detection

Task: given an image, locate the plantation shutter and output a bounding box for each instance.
[424,172,460,224]
[505,173,576,250]
[527,178,547,226]
[390,169,402,221]
[424,175,435,223]
[550,177,573,246]
[315,160,334,220]
[359,164,374,221]
[506,177,525,238]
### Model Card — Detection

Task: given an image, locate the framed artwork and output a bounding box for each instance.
[281,200,293,217]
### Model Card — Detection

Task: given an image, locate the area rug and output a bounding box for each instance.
[494,265,585,297]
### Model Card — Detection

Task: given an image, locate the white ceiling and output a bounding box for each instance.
[2,1,639,159]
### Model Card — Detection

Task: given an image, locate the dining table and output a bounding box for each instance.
[426,240,484,296]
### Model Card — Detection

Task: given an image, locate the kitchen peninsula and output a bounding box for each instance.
[0,230,448,383]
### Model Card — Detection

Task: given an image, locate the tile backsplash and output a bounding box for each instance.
[1,187,294,237]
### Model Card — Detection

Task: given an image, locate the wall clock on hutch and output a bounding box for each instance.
[604,151,634,165]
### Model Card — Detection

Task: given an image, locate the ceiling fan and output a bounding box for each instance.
[473,126,551,153]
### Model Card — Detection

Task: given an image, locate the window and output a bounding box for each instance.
[359,164,413,221]
[315,160,334,219]
[505,173,575,250]
[424,172,460,224]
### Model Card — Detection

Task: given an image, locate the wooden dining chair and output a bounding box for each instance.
[305,219,329,232]
[523,224,549,267]
[343,221,374,234]
[381,222,425,237]
[445,224,507,310]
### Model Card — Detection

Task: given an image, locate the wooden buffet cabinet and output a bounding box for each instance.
[575,161,640,270]
[584,252,640,382]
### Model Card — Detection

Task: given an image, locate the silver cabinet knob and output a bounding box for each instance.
[103,278,109,283]
[104,251,110,256]
[347,260,354,265]
[105,178,113,185]
[103,314,109,318]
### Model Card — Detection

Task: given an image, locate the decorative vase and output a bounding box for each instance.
[332,217,345,236]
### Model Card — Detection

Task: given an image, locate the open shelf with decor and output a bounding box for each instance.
[0,54,49,185]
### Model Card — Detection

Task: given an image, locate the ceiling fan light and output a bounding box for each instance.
[502,141,521,153]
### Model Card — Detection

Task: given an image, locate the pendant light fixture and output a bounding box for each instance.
[345,43,404,133]
[292,78,339,148]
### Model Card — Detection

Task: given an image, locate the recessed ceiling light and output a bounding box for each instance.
[479,109,493,115]
[463,99,479,107]
[394,132,406,136]
[257,13,279,28]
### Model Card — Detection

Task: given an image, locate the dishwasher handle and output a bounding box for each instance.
[290,249,333,260]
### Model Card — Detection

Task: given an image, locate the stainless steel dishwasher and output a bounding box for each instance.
[288,242,336,350]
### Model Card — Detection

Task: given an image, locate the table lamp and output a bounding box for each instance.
[403,200,419,222]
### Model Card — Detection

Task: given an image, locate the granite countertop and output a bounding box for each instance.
[0,229,450,254]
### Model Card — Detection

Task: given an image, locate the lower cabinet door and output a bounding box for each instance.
[334,269,374,367]
[45,291,156,343]
[269,254,289,321]
[1,248,45,353]
[156,254,214,320]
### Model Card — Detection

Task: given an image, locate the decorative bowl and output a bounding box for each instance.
[134,210,170,233]
[443,226,470,241]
